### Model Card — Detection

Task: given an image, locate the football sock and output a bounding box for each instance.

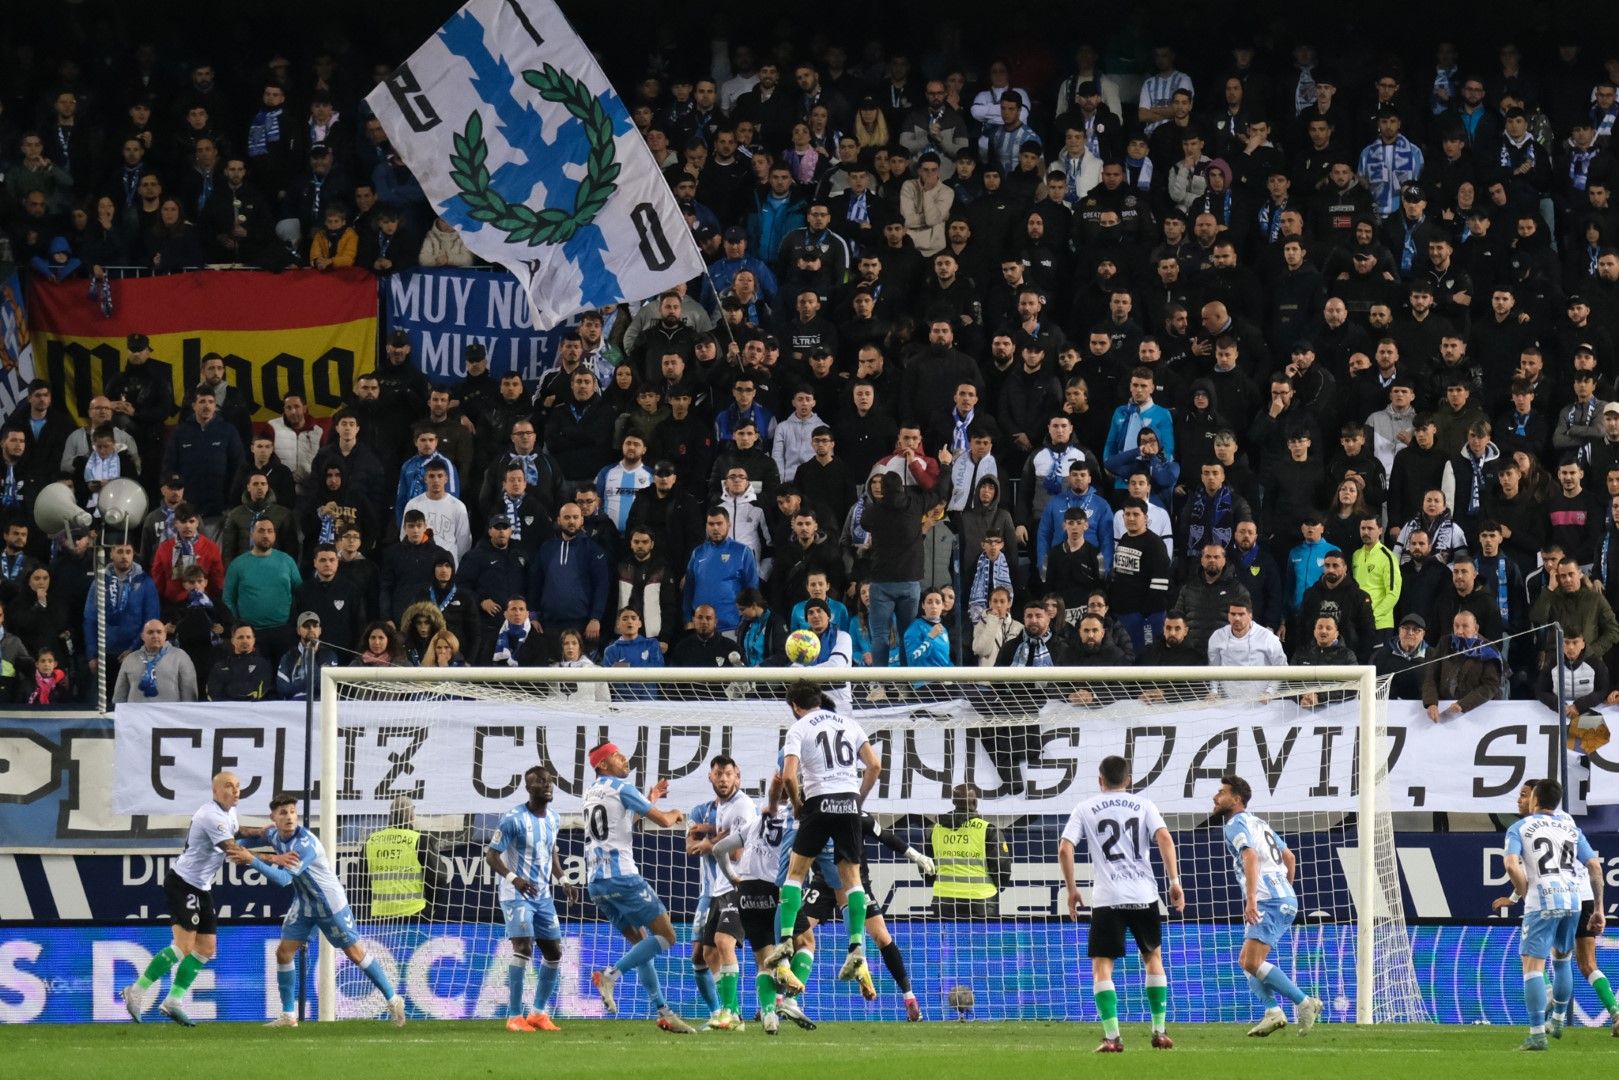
[879,941,911,994]
[1552,957,1574,1020]
[164,952,208,1004]
[791,948,814,987]
[718,963,740,1013]
[1590,969,1619,1016]
[1094,978,1120,1039]
[614,933,667,975]
[777,880,804,942]
[845,888,867,949]
[506,956,529,1016]
[1245,971,1271,1003]
[358,951,397,1000]
[635,961,666,1011]
[277,961,297,1015]
[136,945,181,991]
[756,972,778,1014]
[1146,972,1168,1032]
[1525,970,1548,1033]
[534,958,560,1013]
[693,961,719,1013]
[1256,961,1305,1006]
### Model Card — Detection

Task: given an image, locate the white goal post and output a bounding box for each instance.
[316,663,1414,1026]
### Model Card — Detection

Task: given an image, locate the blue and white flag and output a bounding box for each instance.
[367,0,705,329]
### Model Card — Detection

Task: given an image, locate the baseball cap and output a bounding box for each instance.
[465,342,487,361]
[389,328,410,346]
[1352,245,1376,259]
[162,473,186,489]
[653,460,677,476]
[1400,183,1426,201]
[308,141,332,156]
[1075,80,1100,97]
[297,611,321,627]
[1291,340,1314,354]
[1567,293,1587,307]
[127,333,150,352]
[488,514,513,528]
[1604,402,1619,417]
[722,226,746,243]
[1399,613,1426,630]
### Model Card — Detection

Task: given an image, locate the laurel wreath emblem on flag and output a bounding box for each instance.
[448,63,621,246]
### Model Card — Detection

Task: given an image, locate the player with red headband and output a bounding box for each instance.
[582,742,697,1034]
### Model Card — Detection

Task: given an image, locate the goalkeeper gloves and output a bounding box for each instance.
[905,848,936,876]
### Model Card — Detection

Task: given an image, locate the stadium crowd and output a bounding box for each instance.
[5,13,1619,711]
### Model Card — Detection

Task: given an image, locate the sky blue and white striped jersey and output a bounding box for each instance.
[1554,810,1598,902]
[690,800,717,900]
[710,792,758,898]
[595,462,652,530]
[488,803,562,903]
[582,775,653,883]
[269,826,349,918]
[738,798,793,885]
[1223,811,1296,904]
[1506,812,1586,913]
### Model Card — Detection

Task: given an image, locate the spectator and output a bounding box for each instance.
[161,386,243,539]
[379,510,441,623]
[111,620,197,703]
[151,505,225,608]
[1293,550,1378,661]
[1110,498,1172,652]
[294,546,362,653]
[1175,542,1244,651]
[267,393,322,497]
[84,542,160,686]
[277,613,341,699]
[1141,610,1205,669]
[354,621,407,667]
[529,502,609,658]
[602,607,663,701]
[1295,614,1359,707]
[419,628,466,668]
[393,428,460,528]
[1350,514,1402,634]
[207,624,274,702]
[899,587,953,671]
[667,603,740,672]
[221,519,300,663]
[1207,593,1287,696]
[683,506,759,637]
[1422,610,1505,719]
[399,601,446,665]
[402,461,472,566]
[419,215,474,267]
[1375,613,1431,700]
[26,645,70,705]
[221,472,298,563]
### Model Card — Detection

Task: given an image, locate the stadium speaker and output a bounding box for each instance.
[97,478,149,535]
[32,480,92,536]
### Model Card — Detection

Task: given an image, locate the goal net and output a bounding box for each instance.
[314,664,1428,1027]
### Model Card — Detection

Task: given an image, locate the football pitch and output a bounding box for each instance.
[1,1020,1611,1080]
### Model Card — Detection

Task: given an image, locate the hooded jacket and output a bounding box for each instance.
[960,475,1021,576]
[221,489,299,563]
[529,530,611,627]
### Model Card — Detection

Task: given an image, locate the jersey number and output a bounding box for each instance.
[1532,836,1576,875]
[815,730,855,769]
[1262,828,1283,864]
[1097,817,1142,862]
[586,805,609,842]
[763,817,785,847]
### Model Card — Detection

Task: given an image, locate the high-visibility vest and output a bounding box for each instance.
[365,827,426,916]
[930,818,997,900]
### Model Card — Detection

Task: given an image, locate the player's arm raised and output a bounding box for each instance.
[641,778,686,828]
[856,742,882,807]
[1057,837,1083,921]
[1154,826,1185,912]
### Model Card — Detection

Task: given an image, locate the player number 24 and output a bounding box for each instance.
[1531,836,1577,876]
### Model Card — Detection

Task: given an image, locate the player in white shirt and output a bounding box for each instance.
[582,742,697,1033]
[237,793,406,1028]
[1213,775,1324,1037]
[485,767,569,1033]
[684,797,724,1026]
[1504,778,1590,1050]
[712,770,799,1034]
[1491,780,1616,1035]
[763,683,883,993]
[1058,756,1185,1052]
[684,755,758,1031]
[122,771,280,1026]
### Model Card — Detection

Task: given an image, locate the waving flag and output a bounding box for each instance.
[368,0,705,328]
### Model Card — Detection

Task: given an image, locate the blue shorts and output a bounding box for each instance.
[1520,909,1580,959]
[588,875,666,935]
[502,895,562,941]
[1243,897,1298,948]
[282,899,361,950]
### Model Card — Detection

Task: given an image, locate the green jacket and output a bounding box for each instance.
[1530,581,1619,658]
[1351,542,1402,630]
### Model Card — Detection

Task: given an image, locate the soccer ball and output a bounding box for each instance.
[785,629,821,665]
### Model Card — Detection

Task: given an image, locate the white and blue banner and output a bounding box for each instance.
[367,0,705,328]
[383,267,575,384]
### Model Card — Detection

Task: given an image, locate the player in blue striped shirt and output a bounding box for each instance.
[1504,778,1589,1050]
[486,765,571,1032]
[1214,775,1323,1038]
[233,793,405,1028]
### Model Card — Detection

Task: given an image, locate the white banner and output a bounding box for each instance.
[110,699,1599,818]
[367,0,706,329]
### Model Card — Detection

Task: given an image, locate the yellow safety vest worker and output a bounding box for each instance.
[365,827,426,917]
[930,818,996,900]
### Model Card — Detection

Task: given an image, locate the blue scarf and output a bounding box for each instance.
[0,463,19,507]
[504,494,525,540]
[139,646,168,697]
[1448,634,1503,664]
[0,552,24,581]
[1186,485,1235,552]
[1043,449,1067,495]
[1486,553,1510,621]
[970,552,1013,613]
[1568,147,1597,192]
[196,170,213,214]
[247,107,282,157]
[430,583,458,610]
[1012,631,1054,667]
[512,453,539,485]
[951,408,974,450]
[1466,452,1487,515]
[493,621,528,665]
[1401,217,1422,274]
[318,511,336,545]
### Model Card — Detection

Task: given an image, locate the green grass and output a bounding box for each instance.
[1,1020,1611,1080]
